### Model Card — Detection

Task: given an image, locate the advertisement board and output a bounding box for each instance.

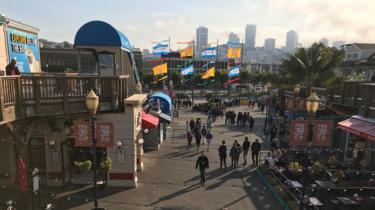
[6,28,40,73]
[312,120,333,147]
[289,120,309,146]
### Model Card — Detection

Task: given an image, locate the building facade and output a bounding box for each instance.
[341,43,375,80]
[245,24,256,50]
[228,32,240,44]
[319,38,329,46]
[285,30,298,53]
[264,38,276,52]
[195,26,208,58]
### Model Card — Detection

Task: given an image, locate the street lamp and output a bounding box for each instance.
[85,90,102,210]
[306,92,320,117]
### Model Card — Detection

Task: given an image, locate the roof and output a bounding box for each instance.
[337,115,375,141]
[148,92,172,114]
[74,21,132,50]
[353,43,375,50]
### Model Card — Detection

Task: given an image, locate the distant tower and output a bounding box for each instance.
[195,26,208,58]
[285,30,298,53]
[245,24,256,49]
[228,32,240,44]
[264,38,276,52]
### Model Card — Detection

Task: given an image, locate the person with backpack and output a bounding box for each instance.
[205,130,213,151]
[218,141,227,169]
[230,140,241,168]
[196,151,209,188]
[194,129,202,151]
[242,137,251,165]
[251,139,262,166]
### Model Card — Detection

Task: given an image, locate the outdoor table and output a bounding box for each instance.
[337,196,360,206]
[315,180,335,188]
[307,197,323,210]
[291,181,302,188]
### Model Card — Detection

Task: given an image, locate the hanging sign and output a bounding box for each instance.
[96,122,114,147]
[74,121,92,147]
[312,120,333,147]
[289,120,309,146]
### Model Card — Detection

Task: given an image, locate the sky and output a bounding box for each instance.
[1,0,375,50]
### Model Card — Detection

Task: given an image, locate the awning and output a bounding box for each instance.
[148,109,172,124]
[141,111,159,129]
[337,116,375,141]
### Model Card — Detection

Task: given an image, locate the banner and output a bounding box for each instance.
[202,47,216,59]
[228,66,240,77]
[289,120,309,146]
[227,47,241,58]
[180,46,193,58]
[152,63,168,75]
[202,67,215,79]
[285,97,295,111]
[312,120,333,147]
[74,121,92,147]
[295,97,307,112]
[177,40,194,45]
[152,43,169,55]
[96,122,114,147]
[181,64,194,76]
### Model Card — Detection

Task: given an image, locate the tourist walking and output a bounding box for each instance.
[196,151,209,188]
[201,125,207,145]
[218,141,227,169]
[242,137,251,165]
[194,129,202,151]
[189,119,195,132]
[251,139,261,166]
[249,115,254,131]
[230,140,241,168]
[205,130,213,151]
[186,131,192,150]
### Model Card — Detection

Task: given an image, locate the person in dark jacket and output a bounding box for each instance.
[189,119,195,132]
[194,129,202,151]
[218,141,227,169]
[230,141,241,168]
[6,59,20,76]
[249,115,254,131]
[196,151,209,187]
[251,139,261,166]
[242,137,251,165]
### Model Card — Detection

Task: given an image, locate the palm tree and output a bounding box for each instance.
[281,43,344,92]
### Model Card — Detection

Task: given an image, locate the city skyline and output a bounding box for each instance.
[1,0,374,50]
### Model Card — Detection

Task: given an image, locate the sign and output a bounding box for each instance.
[74,121,92,147]
[96,122,114,147]
[7,28,40,73]
[32,175,39,192]
[295,97,306,112]
[285,97,295,111]
[290,120,309,146]
[312,120,333,147]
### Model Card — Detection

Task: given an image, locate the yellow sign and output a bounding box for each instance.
[180,47,193,58]
[240,98,249,106]
[227,48,241,58]
[202,67,215,79]
[152,63,168,75]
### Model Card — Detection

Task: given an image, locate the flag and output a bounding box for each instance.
[227,47,241,58]
[228,66,240,77]
[177,40,194,45]
[158,75,168,81]
[151,40,169,44]
[152,43,169,55]
[180,46,193,58]
[202,67,215,79]
[202,61,215,69]
[202,47,216,59]
[181,64,194,76]
[152,63,167,75]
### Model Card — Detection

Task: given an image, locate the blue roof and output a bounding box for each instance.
[74,21,132,50]
[149,92,172,114]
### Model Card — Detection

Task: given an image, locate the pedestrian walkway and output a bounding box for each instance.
[49,106,283,210]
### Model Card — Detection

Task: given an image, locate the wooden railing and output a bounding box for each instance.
[0,75,128,123]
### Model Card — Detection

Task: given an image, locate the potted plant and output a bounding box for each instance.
[288,161,303,178]
[310,161,326,179]
[328,155,338,169]
[74,160,92,174]
[99,157,112,189]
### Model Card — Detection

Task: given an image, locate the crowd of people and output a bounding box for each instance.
[224,111,255,130]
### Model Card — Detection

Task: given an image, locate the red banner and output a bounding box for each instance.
[290,120,309,146]
[74,121,92,147]
[285,97,294,111]
[312,120,333,147]
[295,97,306,112]
[96,122,114,147]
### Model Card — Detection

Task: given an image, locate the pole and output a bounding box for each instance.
[92,115,98,208]
[215,39,219,97]
[191,37,195,105]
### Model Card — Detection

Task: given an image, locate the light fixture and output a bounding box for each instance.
[294,86,300,94]
[49,140,56,148]
[116,141,123,148]
[143,129,149,134]
[85,90,99,115]
[138,138,144,144]
[306,92,320,116]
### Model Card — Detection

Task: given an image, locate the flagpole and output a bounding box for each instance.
[165,36,171,94]
[191,37,195,105]
[215,39,219,97]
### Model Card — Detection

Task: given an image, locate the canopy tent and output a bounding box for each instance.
[148,92,172,115]
[337,115,375,141]
[73,20,140,94]
[141,111,159,129]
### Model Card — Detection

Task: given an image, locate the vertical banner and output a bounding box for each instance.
[285,97,295,111]
[96,122,114,147]
[295,97,306,112]
[74,121,92,147]
[289,120,309,146]
[312,120,333,147]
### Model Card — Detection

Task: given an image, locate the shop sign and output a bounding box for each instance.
[290,120,309,145]
[6,28,40,73]
[312,120,333,147]
[74,121,92,147]
[96,122,114,147]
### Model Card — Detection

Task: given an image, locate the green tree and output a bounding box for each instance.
[281,43,344,91]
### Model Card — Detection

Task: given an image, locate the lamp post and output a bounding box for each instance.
[299,92,320,210]
[86,90,100,210]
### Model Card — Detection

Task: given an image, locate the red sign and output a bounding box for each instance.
[295,97,306,112]
[74,121,92,147]
[312,120,333,147]
[96,122,114,147]
[290,120,309,146]
[285,97,294,111]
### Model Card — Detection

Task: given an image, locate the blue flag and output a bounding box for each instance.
[228,66,240,77]
[181,64,194,76]
[152,43,169,55]
[202,47,216,59]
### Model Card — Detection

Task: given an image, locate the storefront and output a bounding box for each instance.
[0,15,41,73]
[337,115,375,167]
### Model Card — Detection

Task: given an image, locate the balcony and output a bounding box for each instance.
[0,74,128,124]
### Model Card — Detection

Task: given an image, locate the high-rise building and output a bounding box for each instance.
[285,30,298,52]
[319,38,329,46]
[264,38,276,52]
[245,24,256,49]
[228,32,240,44]
[332,41,346,49]
[195,26,208,58]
